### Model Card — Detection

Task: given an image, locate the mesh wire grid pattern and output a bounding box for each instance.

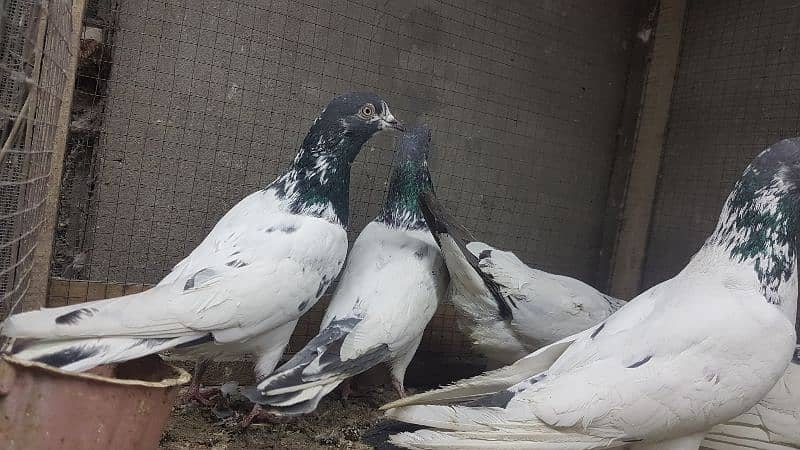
[0,0,72,318]
[643,0,800,290]
[55,0,634,354]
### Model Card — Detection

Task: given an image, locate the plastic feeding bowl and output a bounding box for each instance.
[0,354,190,450]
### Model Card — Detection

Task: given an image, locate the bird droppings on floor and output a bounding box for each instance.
[160,386,397,449]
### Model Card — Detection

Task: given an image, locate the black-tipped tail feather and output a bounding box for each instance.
[251,316,389,416]
[9,333,211,372]
[417,191,515,319]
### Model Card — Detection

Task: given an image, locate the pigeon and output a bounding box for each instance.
[1,92,404,396]
[703,346,800,449]
[420,188,800,448]
[382,138,800,449]
[247,125,448,416]
[418,191,624,366]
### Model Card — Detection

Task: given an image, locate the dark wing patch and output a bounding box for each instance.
[626,355,652,368]
[225,259,247,268]
[184,268,218,290]
[32,345,103,368]
[174,333,215,349]
[590,322,605,339]
[468,389,516,408]
[266,224,299,233]
[467,373,545,408]
[281,224,298,233]
[136,338,173,349]
[316,275,330,297]
[298,299,309,311]
[55,307,98,325]
[478,249,492,260]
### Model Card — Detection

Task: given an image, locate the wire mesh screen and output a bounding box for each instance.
[643,0,800,290]
[0,0,72,318]
[52,0,634,355]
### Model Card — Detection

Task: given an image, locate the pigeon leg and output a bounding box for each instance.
[240,404,293,428]
[340,378,353,400]
[182,359,220,406]
[391,376,405,398]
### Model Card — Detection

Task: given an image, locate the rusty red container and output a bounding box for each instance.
[0,354,190,450]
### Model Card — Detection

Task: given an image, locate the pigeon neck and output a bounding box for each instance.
[701,167,800,305]
[377,159,434,230]
[270,123,368,227]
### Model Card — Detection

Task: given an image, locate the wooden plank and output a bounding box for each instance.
[596,0,659,293]
[609,0,688,300]
[24,0,87,310]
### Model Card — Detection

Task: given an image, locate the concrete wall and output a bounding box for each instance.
[643,0,800,289]
[81,0,634,290]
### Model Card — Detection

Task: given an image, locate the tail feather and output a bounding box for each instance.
[703,415,800,450]
[2,298,120,338]
[386,403,543,432]
[418,191,514,319]
[1,288,189,339]
[251,316,389,415]
[381,332,578,410]
[702,433,797,450]
[389,429,622,450]
[11,333,208,372]
[386,403,623,449]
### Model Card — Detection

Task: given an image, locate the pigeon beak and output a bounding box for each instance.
[385,116,404,132]
[380,105,404,132]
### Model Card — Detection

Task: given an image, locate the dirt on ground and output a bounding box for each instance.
[160,386,406,450]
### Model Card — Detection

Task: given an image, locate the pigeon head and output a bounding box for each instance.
[330,91,403,133]
[378,125,435,230]
[706,138,800,305]
[307,92,404,159]
[270,92,403,226]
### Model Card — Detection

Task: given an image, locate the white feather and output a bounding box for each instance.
[257,220,448,412]
[3,188,348,371]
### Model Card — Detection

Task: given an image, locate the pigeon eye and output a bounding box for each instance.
[358,103,375,119]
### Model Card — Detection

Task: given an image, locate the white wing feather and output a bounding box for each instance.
[3,190,347,363]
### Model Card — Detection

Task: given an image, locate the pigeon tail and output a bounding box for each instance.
[380,331,579,411]
[418,191,515,319]
[386,405,624,449]
[9,333,209,372]
[703,425,799,450]
[250,316,390,416]
[389,429,623,450]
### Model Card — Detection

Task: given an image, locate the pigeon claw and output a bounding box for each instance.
[182,385,222,406]
[239,404,293,429]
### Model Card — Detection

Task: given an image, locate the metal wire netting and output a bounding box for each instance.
[644,0,800,290]
[49,0,635,355]
[0,0,73,318]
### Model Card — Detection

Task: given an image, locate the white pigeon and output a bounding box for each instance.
[246,125,448,415]
[1,92,403,393]
[383,138,800,450]
[703,346,800,449]
[418,191,624,365]
[420,188,800,448]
